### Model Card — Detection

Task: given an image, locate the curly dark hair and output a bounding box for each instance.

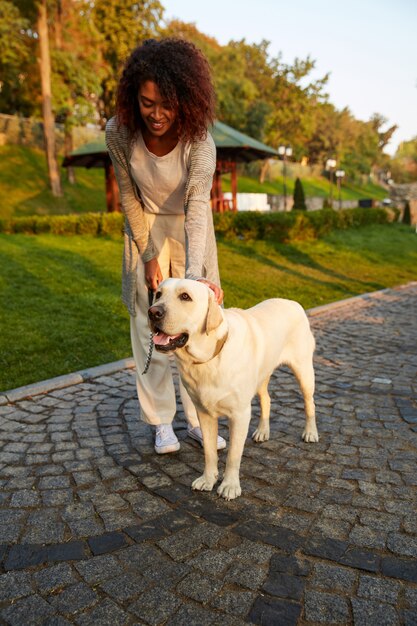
[116,38,216,143]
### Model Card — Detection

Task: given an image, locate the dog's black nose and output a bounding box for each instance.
[148,305,164,321]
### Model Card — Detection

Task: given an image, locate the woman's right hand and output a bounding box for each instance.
[144,258,163,291]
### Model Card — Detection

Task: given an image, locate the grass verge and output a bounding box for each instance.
[1,223,416,391]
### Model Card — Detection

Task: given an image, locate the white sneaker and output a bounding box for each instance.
[187,426,227,450]
[155,424,180,454]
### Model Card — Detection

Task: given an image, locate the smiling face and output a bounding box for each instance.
[138,80,178,140]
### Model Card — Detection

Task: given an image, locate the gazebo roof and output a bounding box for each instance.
[62,121,278,168]
[211,120,279,162]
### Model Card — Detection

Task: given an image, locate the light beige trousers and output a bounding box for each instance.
[130,213,199,427]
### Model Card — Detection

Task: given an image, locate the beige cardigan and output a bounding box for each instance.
[105,116,220,316]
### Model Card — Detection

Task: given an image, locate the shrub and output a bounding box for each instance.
[77,212,102,235]
[49,215,78,235]
[12,217,38,234]
[402,201,411,225]
[101,213,124,237]
[213,207,390,243]
[293,178,307,211]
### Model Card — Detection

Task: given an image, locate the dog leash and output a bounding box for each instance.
[142,288,155,375]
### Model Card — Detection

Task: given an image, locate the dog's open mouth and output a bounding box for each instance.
[152,329,189,352]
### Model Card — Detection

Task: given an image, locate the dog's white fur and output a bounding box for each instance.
[149,278,318,500]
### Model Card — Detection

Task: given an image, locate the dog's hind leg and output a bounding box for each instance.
[290,355,319,443]
[192,411,219,492]
[252,376,271,442]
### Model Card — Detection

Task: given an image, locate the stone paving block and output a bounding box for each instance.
[234,519,304,551]
[351,598,400,626]
[304,590,351,623]
[75,554,124,584]
[210,589,256,617]
[228,539,275,564]
[99,508,139,531]
[125,518,169,543]
[74,598,130,626]
[310,562,357,592]
[357,573,401,604]
[349,524,386,550]
[381,557,417,583]
[4,544,48,570]
[42,617,73,626]
[176,570,223,603]
[166,603,220,626]
[248,596,301,626]
[129,586,182,625]
[262,571,306,600]
[33,563,77,593]
[123,489,171,519]
[0,593,55,625]
[340,547,380,573]
[387,532,417,558]
[48,582,98,615]
[188,549,234,576]
[46,541,88,563]
[100,572,149,602]
[87,531,129,555]
[404,587,417,607]
[157,528,204,561]
[0,570,33,601]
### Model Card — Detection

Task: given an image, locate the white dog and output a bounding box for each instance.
[148,278,318,500]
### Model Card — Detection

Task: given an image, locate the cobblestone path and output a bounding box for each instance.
[0,283,416,625]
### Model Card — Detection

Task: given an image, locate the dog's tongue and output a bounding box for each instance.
[153,332,182,346]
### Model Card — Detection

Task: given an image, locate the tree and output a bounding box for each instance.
[37,0,62,196]
[0,1,35,115]
[50,0,104,182]
[293,177,307,210]
[92,0,163,124]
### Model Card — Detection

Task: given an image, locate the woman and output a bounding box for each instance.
[105,38,226,454]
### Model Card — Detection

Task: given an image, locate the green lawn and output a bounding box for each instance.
[1,223,416,391]
[0,145,105,219]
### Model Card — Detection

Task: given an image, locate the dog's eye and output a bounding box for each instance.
[155,291,162,300]
[179,292,192,301]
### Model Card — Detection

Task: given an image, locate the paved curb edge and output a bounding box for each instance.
[2,281,415,404]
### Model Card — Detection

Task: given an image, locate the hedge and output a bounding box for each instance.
[213,207,393,242]
[0,207,394,242]
[0,212,125,237]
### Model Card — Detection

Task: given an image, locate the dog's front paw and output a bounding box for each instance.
[192,474,217,492]
[252,426,270,442]
[217,479,242,500]
[302,428,319,443]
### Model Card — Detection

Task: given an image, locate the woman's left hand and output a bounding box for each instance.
[197,279,224,304]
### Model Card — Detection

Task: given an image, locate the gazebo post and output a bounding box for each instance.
[231,161,238,212]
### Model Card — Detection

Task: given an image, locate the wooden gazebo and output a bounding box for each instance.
[62,121,278,213]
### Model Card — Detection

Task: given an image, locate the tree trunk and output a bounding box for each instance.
[38,0,62,197]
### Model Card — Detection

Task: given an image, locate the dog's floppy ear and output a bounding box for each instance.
[205,291,223,335]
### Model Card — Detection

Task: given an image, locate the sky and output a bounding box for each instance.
[161,0,417,155]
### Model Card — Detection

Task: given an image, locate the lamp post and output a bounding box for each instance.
[335,170,345,210]
[278,145,292,210]
[326,158,337,208]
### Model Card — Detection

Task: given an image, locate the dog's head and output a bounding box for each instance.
[148,278,225,356]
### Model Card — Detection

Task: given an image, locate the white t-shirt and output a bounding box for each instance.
[129,132,192,215]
